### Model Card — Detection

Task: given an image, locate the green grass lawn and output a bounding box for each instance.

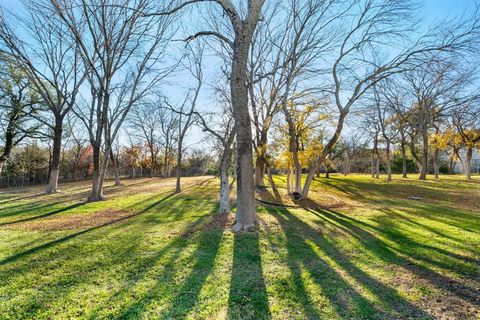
[0,174,479,319]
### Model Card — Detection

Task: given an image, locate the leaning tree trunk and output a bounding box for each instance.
[465,147,473,180]
[266,165,277,193]
[386,140,392,182]
[46,117,63,194]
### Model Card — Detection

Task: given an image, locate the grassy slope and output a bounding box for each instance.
[0,174,478,319]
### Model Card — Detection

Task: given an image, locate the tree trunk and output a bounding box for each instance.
[110,149,121,186]
[386,140,392,182]
[88,144,104,202]
[401,137,408,178]
[255,156,265,187]
[219,153,231,214]
[286,167,292,194]
[419,131,428,180]
[375,157,380,179]
[175,138,183,194]
[326,166,330,179]
[266,166,277,193]
[433,148,440,179]
[465,147,473,179]
[46,117,63,194]
[371,157,375,178]
[231,33,256,233]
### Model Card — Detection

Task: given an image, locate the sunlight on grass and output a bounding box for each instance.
[0,174,479,319]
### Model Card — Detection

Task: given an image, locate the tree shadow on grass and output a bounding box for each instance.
[228,231,271,320]
[307,208,480,309]
[266,206,432,319]
[0,202,85,227]
[0,193,176,267]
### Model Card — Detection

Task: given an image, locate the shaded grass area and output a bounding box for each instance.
[0,174,479,319]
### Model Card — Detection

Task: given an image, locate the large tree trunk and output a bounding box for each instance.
[46,117,63,194]
[465,147,473,180]
[386,140,392,182]
[231,32,256,233]
[88,144,104,202]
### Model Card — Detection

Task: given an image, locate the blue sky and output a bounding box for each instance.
[0,0,477,149]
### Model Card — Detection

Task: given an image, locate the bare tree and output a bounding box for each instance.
[0,2,85,193]
[51,0,175,201]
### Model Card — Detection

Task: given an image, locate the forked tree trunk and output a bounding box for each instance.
[46,117,63,194]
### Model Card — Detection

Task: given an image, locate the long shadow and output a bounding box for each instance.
[158,211,227,319]
[0,202,85,226]
[0,193,176,266]
[310,208,480,308]
[268,207,432,319]
[0,192,46,204]
[87,214,209,319]
[228,231,271,320]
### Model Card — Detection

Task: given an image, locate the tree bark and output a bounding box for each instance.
[231,31,257,233]
[433,147,440,179]
[175,137,183,194]
[386,140,392,181]
[110,148,121,186]
[45,117,63,194]
[465,147,473,179]
[88,144,104,201]
[219,149,232,214]
[400,137,408,178]
[419,127,428,180]
[254,156,265,187]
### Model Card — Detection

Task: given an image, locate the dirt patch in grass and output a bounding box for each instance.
[388,264,480,319]
[3,209,136,231]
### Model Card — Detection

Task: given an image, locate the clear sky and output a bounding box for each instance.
[0,0,477,149]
